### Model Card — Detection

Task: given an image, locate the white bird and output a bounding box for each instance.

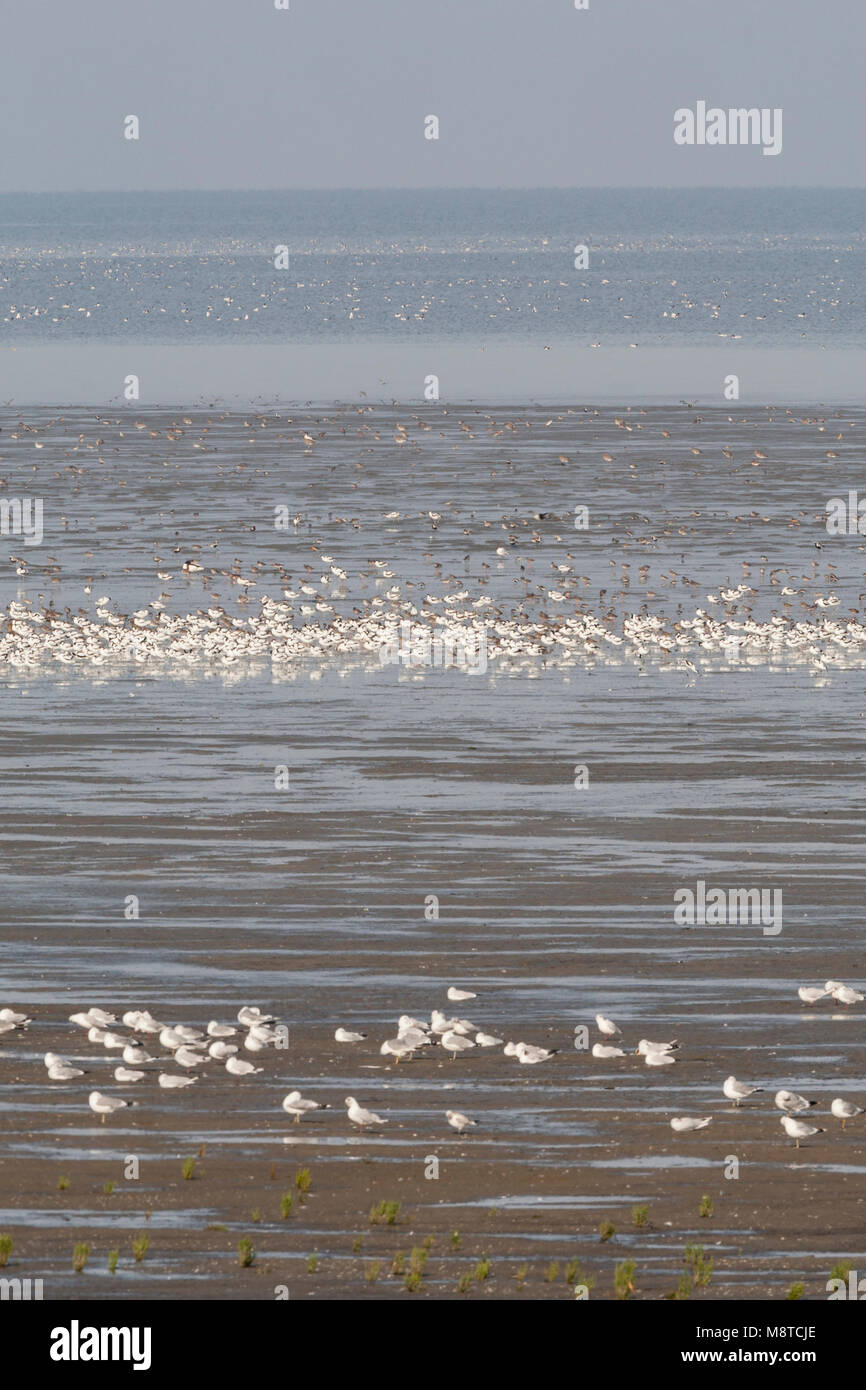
[48,1062,86,1081]
[86,1009,116,1027]
[87,1026,108,1044]
[44,1052,66,1068]
[475,1031,503,1047]
[447,987,477,1002]
[831,1098,864,1129]
[282,1090,329,1123]
[225,1056,262,1076]
[335,1027,366,1043]
[158,1073,198,1089]
[69,1012,94,1029]
[130,1011,162,1034]
[345,1096,386,1130]
[208,1041,238,1059]
[114,1066,145,1083]
[798,986,828,1004]
[827,983,864,1006]
[173,1025,204,1043]
[207,1021,237,1038]
[516,1042,557,1064]
[380,1038,414,1062]
[442,1030,476,1060]
[596,1014,621,1037]
[122,1044,152,1065]
[237,1006,275,1027]
[431,1010,469,1035]
[636,1038,679,1055]
[670,1116,712,1132]
[102,1032,127,1051]
[592,1043,626,1058]
[397,1026,432,1049]
[724,1076,763,1106]
[644,1050,676,1067]
[0,1008,31,1026]
[175,1046,207,1070]
[775,1089,815,1113]
[159,1027,187,1050]
[88,1091,133,1122]
[780,1114,824,1148]
[446,1110,477,1133]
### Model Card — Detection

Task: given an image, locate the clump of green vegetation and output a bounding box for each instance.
[57,1176,70,1192]
[699,1195,714,1219]
[830,1260,852,1283]
[370,1200,401,1226]
[108,1250,119,1275]
[409,1247,428,1278]
[684,1244,714,1288]
[487,1206,499,1219]
[182,1157,196,1181]
[73,1242,90,1273]
[404,1270,421,1292]
[306,1255,318,1274]
[103,1181,116,1196]
[787,1282,804,1301]
[449,1230,461,1250]
[197,1143,206,1159]
[0,1235,12,1268]
[131,1232,150,1263]
[564,1259,594,1290]
[365,1261,381,1284]
[251,1209,261,1223]
[670,1272,692,1301]
[515,1263,529,1289]
[238,1237,255,1268]
[599,1220,615,1243]
[391,1251,405,1276]
[632,1204,649,1229]
[352,1235,364,1253]
[206,1223,228,1232]
[545,1261,559,1283]
[457,1271,473,1294]
[422,1234,435,1252]
[295,1168,312,1199]
[473,1256,491,1282]
[280,1192,294,1220]
[614,1259,636,1300]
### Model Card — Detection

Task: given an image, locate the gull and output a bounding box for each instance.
[798,986,828,1004]
[86,1009,116,1027]
[345,1096,387,1130]
[88,1091,133,1123]
[159,1027,188,1050]
[596,1014,621,1037]
[282,1091,329,1123]
[446,1110,477,1133]
[87,1026,108,1044]
[70,1012,96,1029]
[397,1026,433,1050]
[158,1073,198,1089]
[237,1006,275,1027]
[431,1010,470,1035]
[48,1061,86,1081]
[335,1027,366,1043]
[592,1043,626,1058]
[122,1010,162,1032]
[516,1042,557,1064]
[724,1076,762,1106]
[208,1041,238,1059]
[827,983,864,1006]
[780,1114,824,1148]
[442,1031,476,1060]
[173,1025,204,1043]
[397,1015,426,1033]
[831,1098,864,1129]
[122,1044,153,1065]
[225,1056,262,1076]
[175,1046,208,1070]
[775,1090,815,1113]
[447,987,477,1002]
[644,1050,676,1067]
[207,1021,237,1038]
[380,1038,414,1063]
[102,1032,127,1051]
[636,1038,679,1055]
[114,1066,146,1083]
[670,1117,712,1132]
[0,1022,20,1035]
[475,1031,503,1047]
[0,1008,31,1026]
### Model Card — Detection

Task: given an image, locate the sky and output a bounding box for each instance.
[2,0,864,190]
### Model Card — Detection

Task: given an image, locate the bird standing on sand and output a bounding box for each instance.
[345,1096,386,1130]
[446,1110,477,1133]
[831,1098,863,1129]
[282,1091,329,1123]
[723,1076,762,1106]
[780,1114,824,1148]
[596,1014,621,1037]
[88,1091,133,1123]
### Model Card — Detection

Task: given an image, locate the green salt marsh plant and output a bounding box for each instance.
[103,1181,116,1196]
[564,1259,594,1289]
[515,1264,529,1289]
[449,1230,461,1250]
[57,1176,70,1192]
[699,1195,714,1219]
[614,1259,636,1300]
[352,1235,364,1252]
[457,1271,473,1294]
[684,1244,714,1288]
[599,1220,615,1243]
[306,1255,318,1274]
[391,1252,405,1276]
[295,1168,312,1198]
[182,1157,196,1180]
[0,1235,12,1268]
[131,1232,150,1263]
[108,1250,118,1274]
[788,1282,804,1300]
[365,1261,381,1284]
[473,1256,491,1282]
[370,1200,400,1226]
[545,1261,559,1283]
[73,1243,90,1273]
[238,1237,255,1268]
[251,1209,261,1223]
[280,1192,294,1219]
[830,1260,852,1283]
[632,1204,649,1228]
[404,1270,421,1292]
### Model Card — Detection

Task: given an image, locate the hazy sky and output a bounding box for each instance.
[4,0,864,190]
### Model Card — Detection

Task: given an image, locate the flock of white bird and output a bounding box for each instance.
[4,975,863,1147]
